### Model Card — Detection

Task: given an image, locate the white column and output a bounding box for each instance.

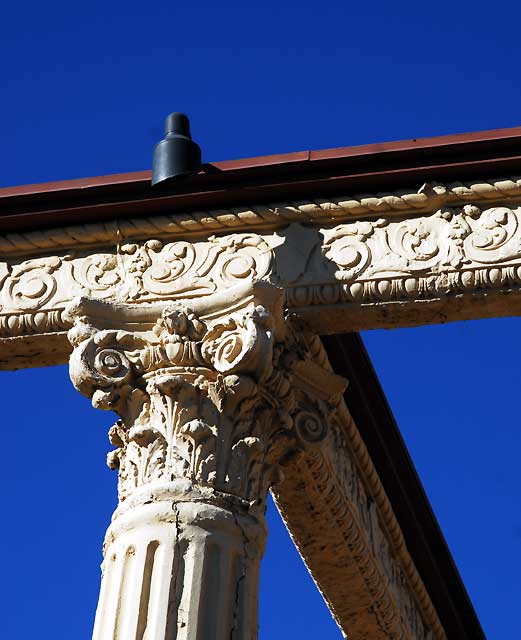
[93,500,265,640]
[66,284,345,640]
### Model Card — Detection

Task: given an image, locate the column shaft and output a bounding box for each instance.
[93,501,265,640]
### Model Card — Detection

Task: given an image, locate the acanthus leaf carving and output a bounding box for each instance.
[464,206,520,262]
[66,286,345,507]
[117,233,273,303]
[0,231,273,329]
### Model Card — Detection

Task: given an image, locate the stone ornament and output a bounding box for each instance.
[3,205,521,340]
[0,232,272,333]
[67,283,345,508]
[321,205,521,283]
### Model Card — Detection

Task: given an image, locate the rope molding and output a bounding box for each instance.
[2,176,521,257]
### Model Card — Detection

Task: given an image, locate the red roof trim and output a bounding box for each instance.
[1,125,520,234]
[1,124,521,198]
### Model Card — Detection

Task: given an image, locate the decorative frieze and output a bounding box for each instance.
[3,204,521,342]
[287,205,521,320]
[321,204,521,284]
[0,233,273,337]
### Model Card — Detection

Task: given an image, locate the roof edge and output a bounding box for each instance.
[2,123,521,197]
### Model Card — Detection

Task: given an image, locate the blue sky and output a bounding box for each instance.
[2,1,520,637]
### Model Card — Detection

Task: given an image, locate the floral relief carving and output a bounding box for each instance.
[7,256,65,310]
[319,205,521,282]
[4,205,521,339]
[281,204,521,310]
[321,219,387,281]
[73,255,122,298]
[0,232,274,336]
[119,239,200,300]
[390,218,441,266]
[463,206,520,263]
[116,233,273,302]
[203,234,273,287]
[318,208,481,287]
[67,287,342,505]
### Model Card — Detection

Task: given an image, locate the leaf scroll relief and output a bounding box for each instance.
[296,205,521,307]
[3,204,521,337]
[322,206,521,279]
[0,232,274,336]
[117,233,273,301]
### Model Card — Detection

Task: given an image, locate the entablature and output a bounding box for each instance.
[2,174,521,368]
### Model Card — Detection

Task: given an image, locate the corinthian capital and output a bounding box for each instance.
[66,282,346,509]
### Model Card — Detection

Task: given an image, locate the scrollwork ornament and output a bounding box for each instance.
[294,410,328,445]
[391,219,440,265]
[94,348,131,381]
[141,241,198,295]
[464,206,520,263]
[313,205,521,307]
[321,220,386,281]
[68,328,146,418]
[7,257,63,310]
[292,396,330,446]
[199,233,273,287]
[201,306,274,380]
[73,255,121,298]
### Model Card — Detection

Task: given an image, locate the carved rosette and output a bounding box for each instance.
[67,286,345,509]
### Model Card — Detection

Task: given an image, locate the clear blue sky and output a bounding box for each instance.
[2,1,520,638]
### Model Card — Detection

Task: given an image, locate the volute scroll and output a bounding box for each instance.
[66,282,347,509]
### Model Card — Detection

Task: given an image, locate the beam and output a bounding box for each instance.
[2,176,521,367]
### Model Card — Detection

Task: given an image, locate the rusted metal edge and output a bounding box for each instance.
[1,125,520,233]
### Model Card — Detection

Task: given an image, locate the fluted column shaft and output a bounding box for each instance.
[93,499,265,640]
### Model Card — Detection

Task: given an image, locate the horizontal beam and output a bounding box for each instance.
[1,178,521,368]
